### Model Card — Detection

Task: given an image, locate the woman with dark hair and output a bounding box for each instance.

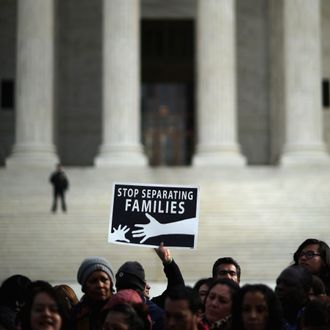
[0,274,32,313]
[293,238,330,295]
[20,281,70,330]
[0,274,32,329]
[193,278,213,303]
[202,278,240,330]
[231,284,284,330]
[54,284,79,312]
[301,296,330,330]
[309,275,326,301]
[102,303,151,330]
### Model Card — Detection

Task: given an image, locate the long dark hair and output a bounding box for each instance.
[104,303,151,330]
[293,239,330,278]
[20,281,70,330]
[0,274,31,313]
[231,284,284,330]
[205,278,240,301]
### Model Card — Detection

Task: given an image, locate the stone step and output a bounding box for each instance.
[1,166,330,288]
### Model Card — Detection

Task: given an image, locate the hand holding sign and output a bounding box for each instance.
[109,224,130,243]
[108,183,199,248]
[154,242,172,263]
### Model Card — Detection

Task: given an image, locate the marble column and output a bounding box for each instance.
[6,0,58,167]
[280,0,330,165]
[193,0,245,166]
[95,0,147,166]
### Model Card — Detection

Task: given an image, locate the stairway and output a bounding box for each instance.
[1,165,330,292]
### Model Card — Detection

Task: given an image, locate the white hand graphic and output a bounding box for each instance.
[131,213,163,243]
[109,225,130,242]
[132,213,196,244]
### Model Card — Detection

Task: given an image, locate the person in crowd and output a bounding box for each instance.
[231,284,284,330]
[292,238,330,295]
[164,286,207,330]
[49,163,69,213]
[0,274,32,329]
[149,242,185,309]
[103,303,151,330]
[275,265,312,330]
[103,289,144,310]
[0,306,16,330]
[193,278,213,304]
[300,296,330,330]
[115,261,164,330]
[72,257,115,330]
[102,289,151,330]
[212,258,241,284]
[0,274,32,313]
[202,278,240,330]
[20,280,70,330]
[54,284,79,312]
[308,275,326,301]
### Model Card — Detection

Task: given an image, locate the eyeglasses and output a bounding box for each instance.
[298,251,321,260]
[218,270,237,277]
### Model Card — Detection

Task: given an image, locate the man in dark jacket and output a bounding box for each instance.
[275,265,312,330]
[50,163,69,212]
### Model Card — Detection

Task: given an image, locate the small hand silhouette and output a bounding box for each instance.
[109,225,130,242]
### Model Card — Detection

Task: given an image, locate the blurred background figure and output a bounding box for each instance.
[49,164,69,213]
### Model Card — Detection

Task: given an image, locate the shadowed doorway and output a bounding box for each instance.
[141,20,195,166]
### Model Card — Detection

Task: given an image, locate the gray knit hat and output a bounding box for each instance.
[77,257,115,287]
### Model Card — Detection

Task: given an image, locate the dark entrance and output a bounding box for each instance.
[141,20,195,166]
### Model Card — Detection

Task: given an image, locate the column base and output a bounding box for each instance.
[6,143,59,167]
[193,145,246,166]
[280,144,330,166]
[94,144,148,167]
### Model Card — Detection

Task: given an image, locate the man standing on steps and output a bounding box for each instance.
[49,163,69,213]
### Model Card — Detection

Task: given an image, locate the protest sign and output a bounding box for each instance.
[108,183,199,248]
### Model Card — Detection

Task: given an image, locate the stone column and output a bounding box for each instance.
[280,0,330,165]
[6,0,58,167]
[95,0,147,166]
[193,0,245,166]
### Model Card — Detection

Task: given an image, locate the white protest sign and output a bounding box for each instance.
[108,183,199,248]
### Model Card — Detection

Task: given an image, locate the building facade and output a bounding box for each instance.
[1,0,330,167]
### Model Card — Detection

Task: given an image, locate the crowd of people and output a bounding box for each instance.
[0,238,330,330]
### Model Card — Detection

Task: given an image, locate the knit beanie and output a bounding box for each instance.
[77,257,115,287]
[116,261,146,292]
[103,289,143,311]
